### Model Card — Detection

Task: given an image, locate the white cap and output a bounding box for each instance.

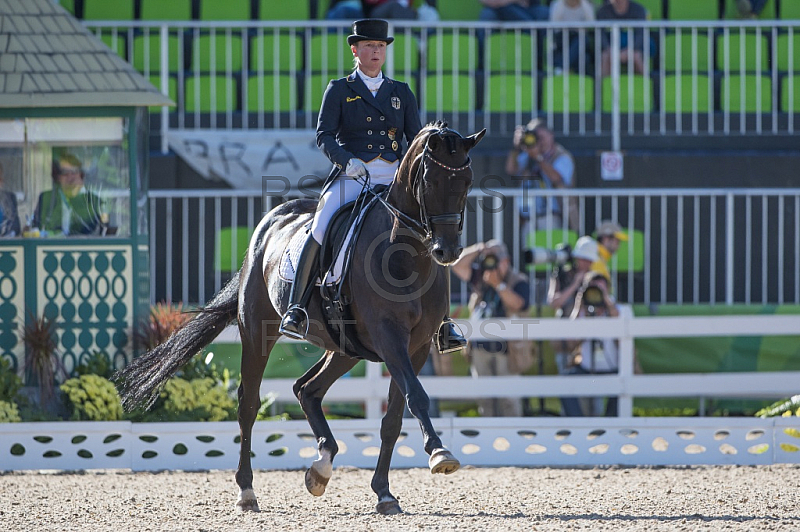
[572,236,599,262]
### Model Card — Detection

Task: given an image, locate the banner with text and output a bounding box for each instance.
[167,129,331,189]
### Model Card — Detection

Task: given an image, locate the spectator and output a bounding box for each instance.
[505,119,578,240]
[32,152,104,236]
[327,1,439,20]
[0,162,20,237]
[549,0,596,75]
[736,0,769,18]
[592,220,628,291]
[560,271,621,417]
[547,236,599,375]
[596,0,650,77]
[452,239,531,417]
[479,0,549,21]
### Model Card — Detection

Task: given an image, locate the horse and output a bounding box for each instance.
[116,121,486,515]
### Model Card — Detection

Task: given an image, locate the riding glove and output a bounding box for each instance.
[345,158,368,178]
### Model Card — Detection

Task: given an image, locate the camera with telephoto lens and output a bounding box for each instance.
[480,254,499,271]
[519,126,538,149]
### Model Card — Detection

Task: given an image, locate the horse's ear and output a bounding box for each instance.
[427,134,440,152]
[463,129,487,151]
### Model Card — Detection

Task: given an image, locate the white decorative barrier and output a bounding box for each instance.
[2,418,798,472]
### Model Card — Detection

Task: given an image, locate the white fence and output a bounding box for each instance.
[2,417,799,472]
[83,19,800,143]
[148,187,800,306]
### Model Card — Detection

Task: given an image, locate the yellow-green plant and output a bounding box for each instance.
[756,395,800,418]
[0,400,21,423]
[159,377,236,422]
[60,374,123,421]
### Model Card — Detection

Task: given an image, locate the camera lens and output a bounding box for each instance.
[481,255,498,271]
[583,285,605,307]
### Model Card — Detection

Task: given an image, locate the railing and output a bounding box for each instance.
[148,187,800,307]
[84,19,800,143]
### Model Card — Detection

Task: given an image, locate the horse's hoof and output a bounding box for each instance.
[235,489,260,512]
[376,499,403,515]
[429,448,460,475]
[305,465,330,496]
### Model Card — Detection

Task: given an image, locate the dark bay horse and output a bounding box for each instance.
[116,121,485,515]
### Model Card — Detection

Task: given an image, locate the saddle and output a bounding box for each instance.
[316,185,388,363]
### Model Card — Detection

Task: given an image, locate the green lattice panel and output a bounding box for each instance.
[0,247,25,374]
[36,246,134,375]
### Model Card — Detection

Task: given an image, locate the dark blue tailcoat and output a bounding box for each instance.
[316,71,422,187]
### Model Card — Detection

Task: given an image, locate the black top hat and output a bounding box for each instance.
[347,19,394,46]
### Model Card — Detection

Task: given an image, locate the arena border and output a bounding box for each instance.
[2,417,798,472]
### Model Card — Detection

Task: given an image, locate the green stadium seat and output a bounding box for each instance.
[486,31,535,73]
[99,33,126,60]
[776,34,800,72]
[662,32,712,71]
[426,32,479,72]
[257,0,310,20]
[246,74,299,112]
[140,0,192,20]
[305,73,331,112]
[250,32,303,71]
[610,229,645,273]
[83,0,134,20]
[724,0,776,19]
[602,75,653,113]
[661,74,712,112]
[133,34,183,74]
[424,74,475,112]
[308,32,352,74]
[543,73,595,113]
[525,229,578,273]
[781,1,800,19]
[716,32,770,72]
[666,0,718,20]
[485,74,535,112]
[436,0,484,21]
[638,0,663,20]
[185,75,238,112]
[720,74,772,112]
[215,227,251,273]
[57,0,76,15]
[199,0,251,20]
[386,33,420,74]
[191,33,244,72]
[147,74,178,112]
[780,75,800,112]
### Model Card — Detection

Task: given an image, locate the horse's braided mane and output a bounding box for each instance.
[397,120,450,185]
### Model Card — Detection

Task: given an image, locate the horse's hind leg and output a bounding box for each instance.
[294,351,358,497]
[234,270,280,512]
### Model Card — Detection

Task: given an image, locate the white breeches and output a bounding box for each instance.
[310,159,398,244]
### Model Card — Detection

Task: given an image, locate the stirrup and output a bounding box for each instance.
[436,318,467,354]
[279,305,310,340]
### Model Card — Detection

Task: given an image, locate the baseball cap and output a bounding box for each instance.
[572,236,599,262]
[480,239,509,261]
[596,221,629,241]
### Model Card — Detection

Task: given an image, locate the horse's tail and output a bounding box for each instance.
[115,271,241,411]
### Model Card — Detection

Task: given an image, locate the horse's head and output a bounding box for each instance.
[400,121,486,265]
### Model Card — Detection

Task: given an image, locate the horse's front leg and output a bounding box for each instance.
[293,351,358,497]
[377,337,460,476]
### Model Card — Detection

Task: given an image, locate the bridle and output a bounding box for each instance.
[371,129,472,244]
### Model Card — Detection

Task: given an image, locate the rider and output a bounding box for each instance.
[279,18,467,354]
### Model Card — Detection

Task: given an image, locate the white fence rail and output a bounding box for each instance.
[148,187,800,306]
[83,19,800,141]
[2,417,799,472]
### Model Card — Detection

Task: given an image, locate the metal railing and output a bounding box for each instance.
[148,187,800,307]
[85,19,800,144]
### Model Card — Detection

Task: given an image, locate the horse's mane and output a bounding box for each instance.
[396,120,450,186]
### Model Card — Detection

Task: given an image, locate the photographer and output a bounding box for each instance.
[547,236,599,374]
[452,239,531,417]
[505,119,577,235]
[561,271,621,417]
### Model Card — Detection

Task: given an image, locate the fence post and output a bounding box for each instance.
[160,23,169,155]
[611,24,621,152]
[617,304,634,417]
[726,192,735,304]
[365,360,384,419]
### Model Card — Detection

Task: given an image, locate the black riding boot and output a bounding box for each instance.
[436,316,467,354]
[436,268,467,353]
[279,237,321,339]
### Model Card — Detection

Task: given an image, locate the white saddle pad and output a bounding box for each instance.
[278,224,358,286]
